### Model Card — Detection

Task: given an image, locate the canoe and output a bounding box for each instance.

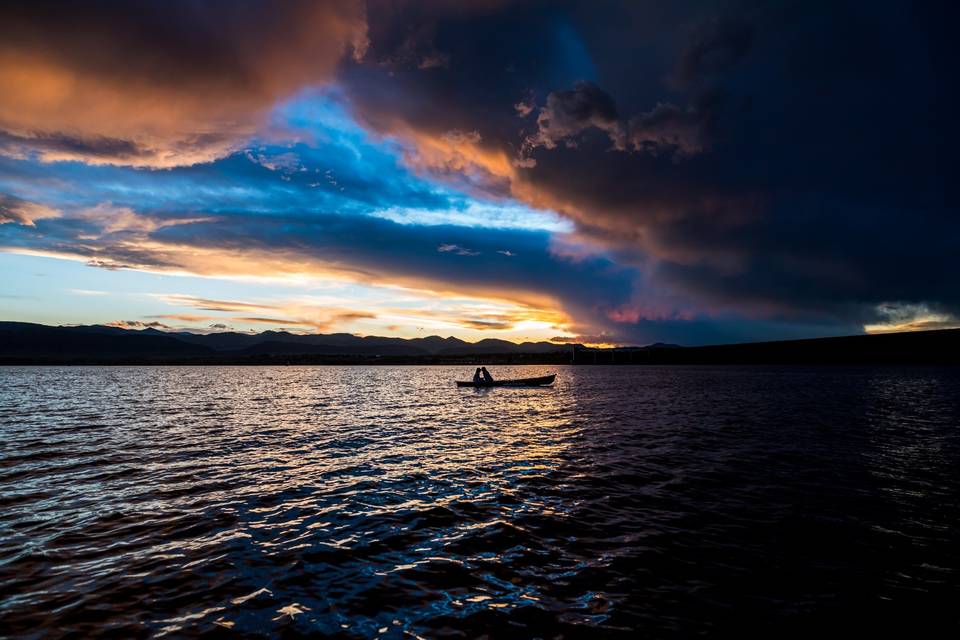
[455,374,556,388]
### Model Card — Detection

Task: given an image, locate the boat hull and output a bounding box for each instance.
[455,374,556,388]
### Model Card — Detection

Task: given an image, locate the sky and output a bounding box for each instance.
[0,1,957,346]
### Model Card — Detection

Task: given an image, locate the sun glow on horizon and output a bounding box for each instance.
[0,251,580,343]
[863,303,960,335]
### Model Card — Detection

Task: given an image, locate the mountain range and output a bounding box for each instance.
[3,321,956,365]
[0,322,574,361]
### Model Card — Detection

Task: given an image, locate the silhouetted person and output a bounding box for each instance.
[473,368,482,384]
[481,367,494,383]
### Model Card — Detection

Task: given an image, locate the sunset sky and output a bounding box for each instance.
[1,1,956,345]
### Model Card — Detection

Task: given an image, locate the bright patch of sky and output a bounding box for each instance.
[0,252,573,342]
[370,201,571,233]
[273,90,566,231]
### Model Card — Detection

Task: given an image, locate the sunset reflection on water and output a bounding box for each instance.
[2,365,959,637]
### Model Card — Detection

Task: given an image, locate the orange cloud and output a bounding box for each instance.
[76,203,211,235]
[0,194,60,226]
[0,1,368,167]
[378,303,569,335]
[152,294,379,333]
[549,334,622,348]
[106,319,174,330]
[151,314,217,323]
[153,295,277,314]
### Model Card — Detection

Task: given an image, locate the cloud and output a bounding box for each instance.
[73,203,212,235]
[514,97,535,118]
[519,81,716,164]
[863,303,960,334]
[437,243,481,256]
[228,311,378,332]
[0,130,152,165]
[245,150,305,174]
[336,1,960,339]
[0,0,368,167]
[153,295,276,314]
[151,294,378,333]
[627,100,711,158]
[380,303,559,334]
[231,316,309,326]
[152,314,216,323]
[522,82,625,155]
[69,289,107,296]
[674,17,754,84]
[0,180,858,345]
[107,320,173,330]
[4,198,638,335]
[331,311,378,323]
[0,194,60,226]
[549,334,618,346]
[460,319,514,330]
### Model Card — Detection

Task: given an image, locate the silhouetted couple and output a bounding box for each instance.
[473,367,494,384]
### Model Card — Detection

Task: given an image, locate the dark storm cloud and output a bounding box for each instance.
[626,96,716,158]
[342,0,599,180]
[523,82,625,154]
[674,17,753,84]
[0,131,145,162]
[339,0,960,334]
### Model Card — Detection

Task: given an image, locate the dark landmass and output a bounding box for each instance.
[0,321,957,365]
[0,322,569,364]
[573,329,960,365]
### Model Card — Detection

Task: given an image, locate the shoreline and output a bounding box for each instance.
[3,327,958,366]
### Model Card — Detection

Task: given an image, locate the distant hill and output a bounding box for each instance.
[2,322,957,365]
[233,340,430,357]
[0,322,213,361]
[175,329,566,356]
[0,322,569,363]
[572,329,960,365]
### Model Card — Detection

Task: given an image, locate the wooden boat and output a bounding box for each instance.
[455,373,556,388]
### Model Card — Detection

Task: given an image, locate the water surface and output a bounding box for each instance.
[2,365,959,637]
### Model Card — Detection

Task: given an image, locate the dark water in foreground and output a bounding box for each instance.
[1,365,959,638]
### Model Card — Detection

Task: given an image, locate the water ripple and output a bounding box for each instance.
[1,365,959,636]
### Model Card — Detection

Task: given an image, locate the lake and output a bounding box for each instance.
[2,365,959,637]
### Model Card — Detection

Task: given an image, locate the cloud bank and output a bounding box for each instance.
[336,0,959,337]
[0,0,367,167]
